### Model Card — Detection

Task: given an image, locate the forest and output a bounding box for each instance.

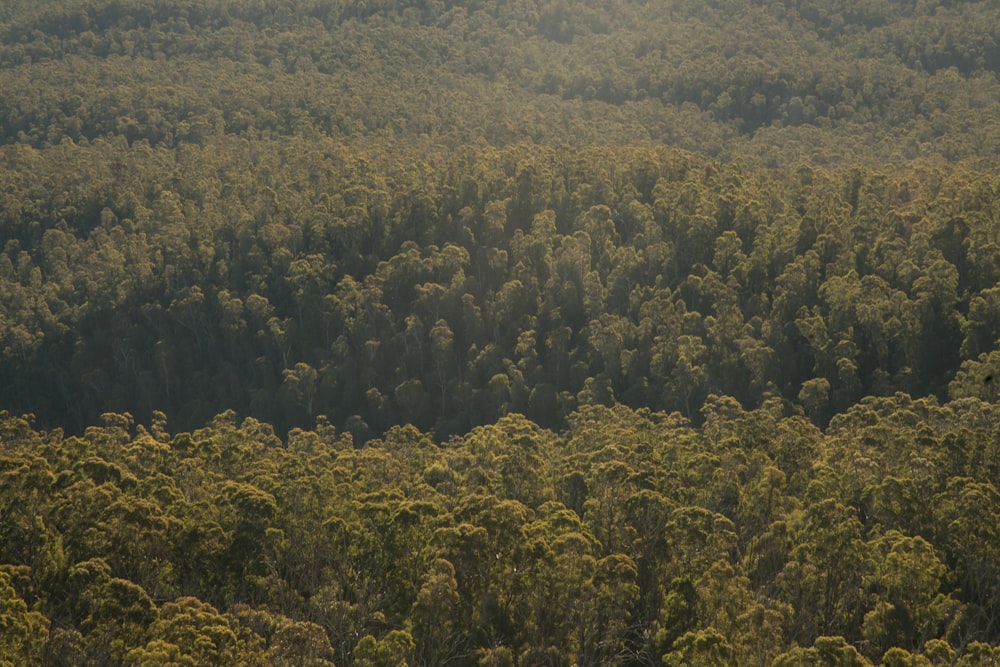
[2,0,1000,664]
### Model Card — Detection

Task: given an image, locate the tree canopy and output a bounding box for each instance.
[2,0,1000,664]
[2,398,1000,664]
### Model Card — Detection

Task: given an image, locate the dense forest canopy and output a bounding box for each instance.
[1,0,1000,160]
[5,398,1000,665]
[2,0,1000,664]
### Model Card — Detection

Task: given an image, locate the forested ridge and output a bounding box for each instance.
[2,0,1000,664]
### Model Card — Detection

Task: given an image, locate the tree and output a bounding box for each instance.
[76,571,158,664]
[799,377,832,426]
[410,559,461,667]
[353,630,416,667]
[771,635,873,666]
[220,482,279,600]
[0,570,48,667]
[862,532,954,656]
[778,499,872,645]
[931,478,1000,642]
[126,597,241,667]
[429,318,456,416]
[663,627,734,666]
[280,362,319,422]
[266,620,336,667]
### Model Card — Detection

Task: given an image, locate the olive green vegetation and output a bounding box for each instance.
[2,0,1000,664]
[4,399,1000,665]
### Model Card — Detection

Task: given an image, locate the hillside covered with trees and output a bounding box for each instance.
[3,397,1000,665]
[2,0,1000,664]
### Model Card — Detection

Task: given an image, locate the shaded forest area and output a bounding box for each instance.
[2,0,1000,437]
[4,137,1000,439]
[3,0,1000,664]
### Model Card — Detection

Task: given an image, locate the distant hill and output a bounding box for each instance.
[1,0,999,163]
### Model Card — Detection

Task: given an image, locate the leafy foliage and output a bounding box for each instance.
[0,399,999,664]
[2,0,1000,663]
